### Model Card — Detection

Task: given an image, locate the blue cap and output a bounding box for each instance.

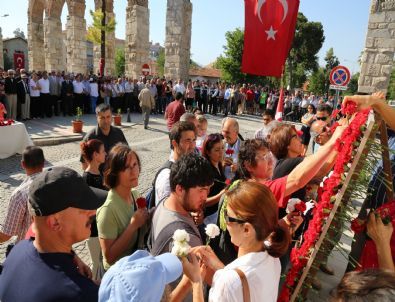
[99,250,182,302]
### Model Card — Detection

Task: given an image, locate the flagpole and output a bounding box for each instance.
[275,65,286,121]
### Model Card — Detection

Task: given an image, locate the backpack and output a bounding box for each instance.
[146,160,174,209]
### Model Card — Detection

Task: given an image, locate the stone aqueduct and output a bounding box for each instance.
[27,0,192,80]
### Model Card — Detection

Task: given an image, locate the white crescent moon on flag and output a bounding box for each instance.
[256,0,288,24]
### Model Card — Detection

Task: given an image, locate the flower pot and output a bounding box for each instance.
[113,115,122,126]
[72,120,83,133]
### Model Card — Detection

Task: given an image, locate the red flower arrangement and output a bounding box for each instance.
[136,197,147,209]
[341,100,358,115]
[294,202,306,214]
[278,102,370,302]
[0,119,15,127]
[225,149,234,156]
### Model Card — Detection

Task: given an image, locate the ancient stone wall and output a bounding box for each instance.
[358,0,395,94]
[125,0,150,79]
[164,0,192,81]
[28,0,46,71]
[44,16,65,71]
[0,27,3,69]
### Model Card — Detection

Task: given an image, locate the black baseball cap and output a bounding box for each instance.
[29,167,105,216]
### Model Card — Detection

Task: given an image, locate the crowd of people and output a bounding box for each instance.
[0,80,394,301]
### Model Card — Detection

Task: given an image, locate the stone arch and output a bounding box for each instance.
[28,0,46,71]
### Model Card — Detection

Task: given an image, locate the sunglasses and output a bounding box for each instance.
[316,116,328,121]
[255,152,274,163]
[224,209,246,224]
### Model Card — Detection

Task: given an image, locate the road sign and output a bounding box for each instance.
[329,84,348,91]
[142,64,150,76]
[329,65,351,87]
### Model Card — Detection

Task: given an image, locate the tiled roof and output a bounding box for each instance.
[189,68,221,78]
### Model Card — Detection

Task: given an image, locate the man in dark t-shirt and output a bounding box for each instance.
[0,167,104,302]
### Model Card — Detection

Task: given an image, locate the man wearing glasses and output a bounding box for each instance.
[254,109,279,141]
[311,104,332,153]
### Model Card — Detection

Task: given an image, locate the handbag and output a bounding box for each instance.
[234,268,251,302]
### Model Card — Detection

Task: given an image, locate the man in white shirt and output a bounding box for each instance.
[173,79,186,98]
[73,74,85,113]
[254,109,279,141]
[38,71,51,118]
[222,117,242,180]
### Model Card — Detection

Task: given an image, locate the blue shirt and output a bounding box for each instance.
[0,240,98,302]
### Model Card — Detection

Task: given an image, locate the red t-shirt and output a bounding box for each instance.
[166,101,186,130]
[263,175,289,208]
[246,89,254,102]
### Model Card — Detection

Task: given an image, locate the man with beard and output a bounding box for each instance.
[150,153,213,256]
[0,167,104,302]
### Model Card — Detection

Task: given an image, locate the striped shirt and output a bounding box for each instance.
[0,172,41,242]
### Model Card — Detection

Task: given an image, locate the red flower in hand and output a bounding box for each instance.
[342,100,357,115]
[351,218,366,234]
[225,149,234,156]
[225,179,231,186]
[136,197,147,209]
[294,202,306,214]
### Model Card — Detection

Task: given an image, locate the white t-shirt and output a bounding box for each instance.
[173,83,186,95]
[89,83,99,97]
[29,79,40,97]
[73,81,84,94]
[209,252,280,302]
[38,78,50,94]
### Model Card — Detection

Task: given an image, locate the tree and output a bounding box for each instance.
[156,49,165,77]
[324,47,340,94]
[287,13,324,89]
[345,72,359,95]
[115,48,125,76]
[388,65,395,100]
[86,9,116,76]
[13,28,25,39]
[308,67,327,95]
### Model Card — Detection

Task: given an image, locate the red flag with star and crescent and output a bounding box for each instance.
[242,0,300,77]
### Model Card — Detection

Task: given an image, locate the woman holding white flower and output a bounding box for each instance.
[185,181,290,302]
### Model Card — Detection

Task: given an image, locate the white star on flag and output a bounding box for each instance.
[265,26,277,40]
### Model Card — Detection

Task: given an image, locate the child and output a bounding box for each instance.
[196,115,208,153]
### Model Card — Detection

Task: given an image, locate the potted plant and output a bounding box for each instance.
[72,107,84,133]
[113,108,122,126]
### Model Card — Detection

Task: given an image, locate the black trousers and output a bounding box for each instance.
[40,93,51,117]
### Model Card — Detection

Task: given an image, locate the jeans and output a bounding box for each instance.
[90,96,98,114]
[141,106,150,128]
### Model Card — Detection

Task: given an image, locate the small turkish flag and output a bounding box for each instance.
[13,53,25,70]
[275,88,285,121]
[242,0,300,77]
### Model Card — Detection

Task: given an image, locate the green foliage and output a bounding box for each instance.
[308,67,327,95]
[86,10,116,45]
[115,48,125,76]
[13,28,25,39]
[388,65,395,100]
[189,58,201,69]
[156,49,165,77]
[287,13,324,89]
[75,107,83,121]
[345,72,359,95]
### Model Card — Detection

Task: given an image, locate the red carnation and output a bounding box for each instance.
[341,100,357,115]
[294,202,306,214]
[225,149,234,156]
[136,197,147,209]
[351,218,366,234]
[225,179,231,186]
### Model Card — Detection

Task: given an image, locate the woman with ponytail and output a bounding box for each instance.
[183,181,290,302]
[80,139,107,190]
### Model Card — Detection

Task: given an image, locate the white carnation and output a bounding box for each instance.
[205,224,220,239]
[172,229,190,243]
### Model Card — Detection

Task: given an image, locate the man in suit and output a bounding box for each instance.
[4,69,18,120]
[16,73,30,120]
[61,74,74,116]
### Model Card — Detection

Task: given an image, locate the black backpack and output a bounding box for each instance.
[145,160,174,209]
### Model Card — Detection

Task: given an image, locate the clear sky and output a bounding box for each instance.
[0,0,370,74]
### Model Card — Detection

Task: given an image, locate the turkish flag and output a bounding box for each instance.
[242,0,300,78]
[275,88,284,121]
[14,53,25,70]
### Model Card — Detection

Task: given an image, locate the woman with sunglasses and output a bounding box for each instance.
[211,125,346,265]
[187,181,290,302]
[201,133,227,225]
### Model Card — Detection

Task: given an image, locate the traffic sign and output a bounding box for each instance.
[142,64,150,76]
[329,65,351,87]
[329,84,348,91]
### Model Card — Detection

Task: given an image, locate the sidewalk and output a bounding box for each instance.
[24,112,139,146]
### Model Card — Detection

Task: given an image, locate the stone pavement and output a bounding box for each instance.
[0,112,353,300]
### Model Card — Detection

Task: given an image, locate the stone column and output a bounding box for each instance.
[28,20,45,71]
[93,0,116,75]
[66,15,87,74]
[164,0,192,81]
[0,27,3,69]
[125,0,150,79]
[44,16,65,71]
[358,0,395,94]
